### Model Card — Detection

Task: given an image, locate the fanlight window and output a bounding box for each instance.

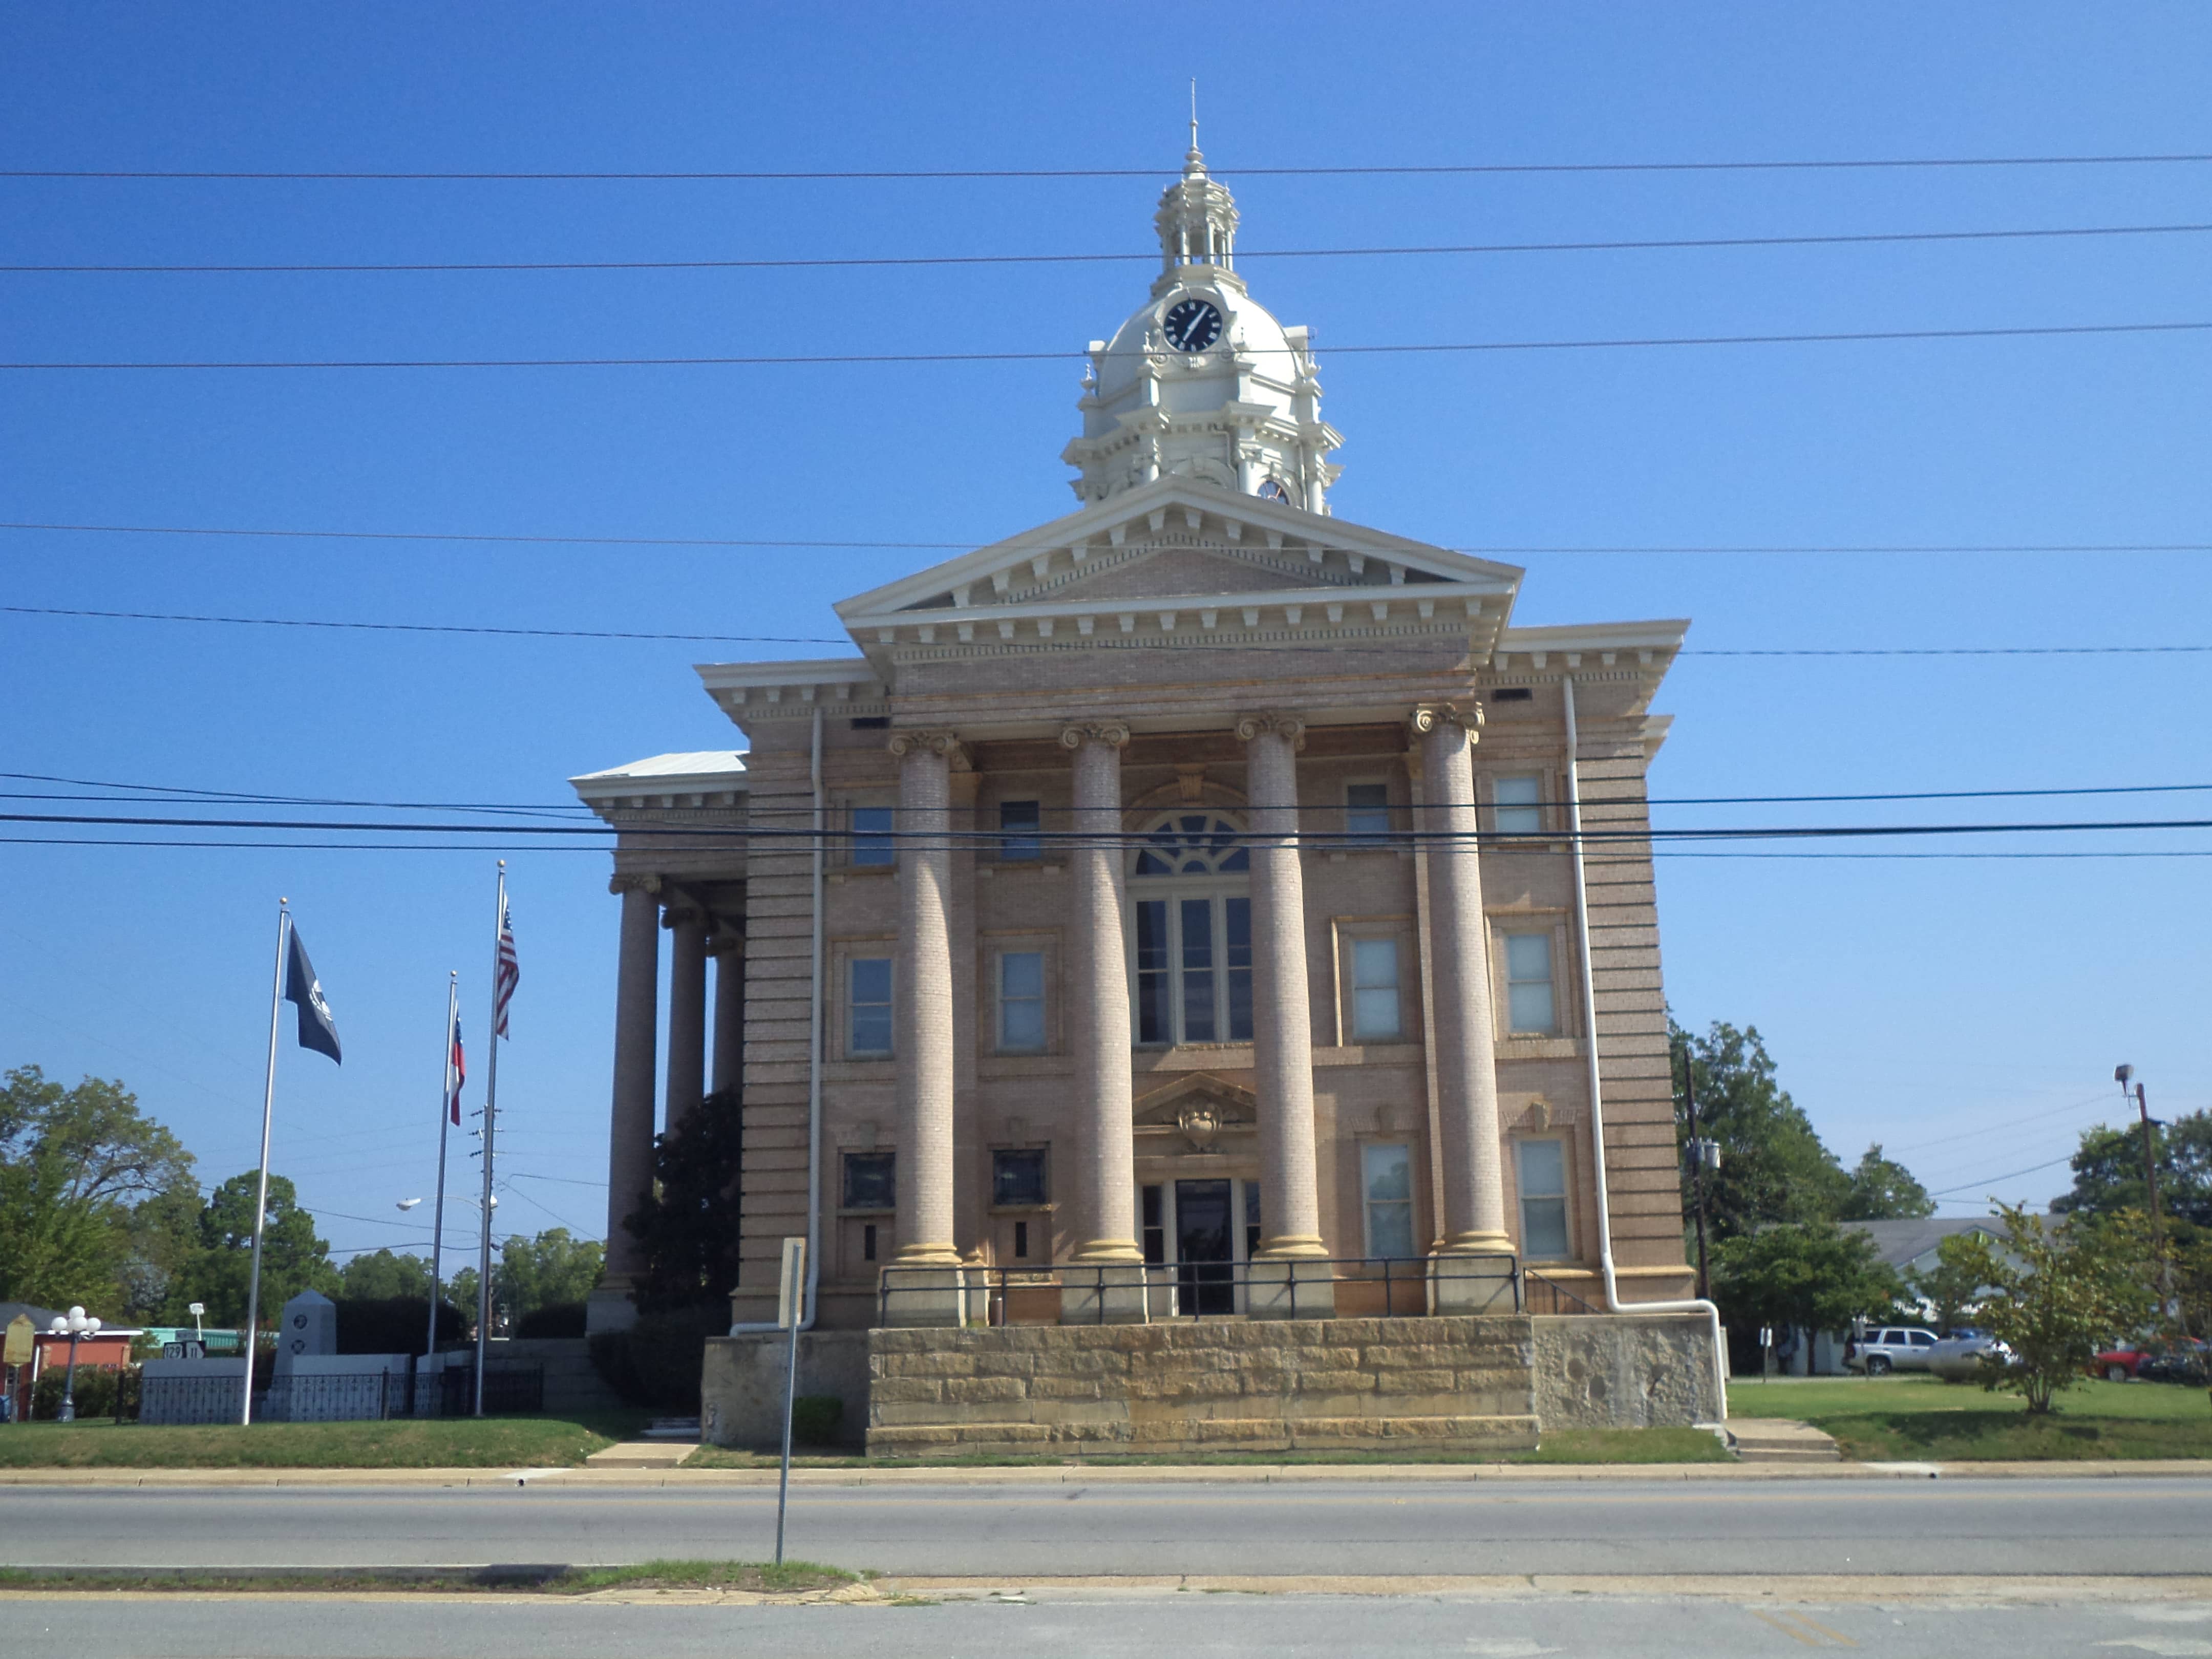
[1130,811,1253,1046]
[1131,812,1249,877]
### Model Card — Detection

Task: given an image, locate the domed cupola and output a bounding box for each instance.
[1062,135,1343,514]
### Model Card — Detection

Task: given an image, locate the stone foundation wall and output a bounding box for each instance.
[866,1315,1538,1458]
[1531,1312,1722,1428]
[702,1330,872,1449]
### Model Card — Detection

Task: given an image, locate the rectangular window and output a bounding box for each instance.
[1362,1142,1416,1259]
[863,1222,878,1261]
[1350,938,1402,1040]
[1243,1182,1262,1258]
[1516,1139,1569,1259]
[848,956,893,1055]
[998,798,1040,862]
[1224,896,1253,1041]
[992,1147,1048,1207]
[1345,782,1391,845]
[1495,774,1543,836]
[998,950,1045,1051]
[1504,931,1556,1034]
[1135,899,1171,1044]
[1179,896,1216,1042]
[1013,1219,1030,1259]
[1142,1184,1165,1264]
[842,1150,895,1210]
[850,804,894,867]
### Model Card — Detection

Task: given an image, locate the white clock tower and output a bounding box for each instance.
[1062,137,1344,513]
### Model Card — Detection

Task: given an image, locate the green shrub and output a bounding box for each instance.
[790,1395,844,1446]
[31,1364,122,1420]
[587,1303,724,1411]
[517,1301,587,1339]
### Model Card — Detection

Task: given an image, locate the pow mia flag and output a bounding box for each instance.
[284,926,343,1064]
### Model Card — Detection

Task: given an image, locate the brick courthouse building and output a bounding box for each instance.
[575,144,1713,1449]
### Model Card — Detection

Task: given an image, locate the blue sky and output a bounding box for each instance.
[4,4,2207,1276]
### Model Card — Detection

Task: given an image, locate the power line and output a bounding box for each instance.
[5,520,2202,556]
[8,318,2208,371]
[1927,1153,2078,1198]
[8,602,2209,658]
[13,220,2208,274]
[10,151,2211,181]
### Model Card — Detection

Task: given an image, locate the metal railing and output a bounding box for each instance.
[136,1364,545,1425]
[1523,1269,1603,1315]
[878,1253,1522,1327]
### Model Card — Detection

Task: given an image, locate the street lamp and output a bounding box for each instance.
[45,1306,101,1422]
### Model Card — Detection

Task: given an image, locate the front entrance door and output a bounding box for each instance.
[1175,1178,1235,1315]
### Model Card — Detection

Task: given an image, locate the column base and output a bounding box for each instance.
[584,1283,639,1336]
[1246,1256,1336,1321]
[877,1263,967,1329]
[1059,1260,1152,1326]
[1431,1247,1519,1314]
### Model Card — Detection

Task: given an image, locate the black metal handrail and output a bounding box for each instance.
[1523,1268,1603,1315]
[877,1252,1521,1327]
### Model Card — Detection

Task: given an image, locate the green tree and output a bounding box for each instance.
[117,1176,206,1321]
[2050,1110,2212,1229]
[626,1086,743,1314]
[1911,1233,1992,1332]
[1711,1219,1905,1349]
[496,1227,603,1317]
[338,1248,433,1301]
[1947,1203,2158,1414]
[1671,1021,1849,1240]
[168,1172,339,1324]
[0,1066,194,1310]
[1840,1143,1935,1221]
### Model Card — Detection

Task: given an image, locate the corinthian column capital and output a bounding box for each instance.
[1058,719,1131,751]
[608,873,663,897]
[1233,711,1307,749]
[886,728,966,767]
[1409,701,1485,741]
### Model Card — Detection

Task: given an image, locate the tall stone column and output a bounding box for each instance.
[1059,721,1146,1321]
[1412,702,1515,1311]
[710,933,743,1098]
[593,874,661,1332]
[665,909,709,1133]
[1235,712,1333,1317]
[885,729,964,1325]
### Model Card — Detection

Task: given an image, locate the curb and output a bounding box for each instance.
[4,1458,2211,1487]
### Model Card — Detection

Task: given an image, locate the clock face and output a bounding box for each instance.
[1257,479,1292,504]
[1162,297,1224,353]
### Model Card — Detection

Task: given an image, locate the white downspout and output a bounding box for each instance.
[730,705,825,1337]
[1562,676,1728,1423]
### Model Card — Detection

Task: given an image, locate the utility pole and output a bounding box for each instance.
[2117,1064,2183,1338]
[1678,1040,1713,1303]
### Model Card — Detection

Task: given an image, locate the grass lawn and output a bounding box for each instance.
[0,1412,650,1469]
[1727,1372,2212,1461]
[685,1426,1732,1468]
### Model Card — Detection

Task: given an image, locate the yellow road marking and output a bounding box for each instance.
[1784,1611,1857,1646]
[1749,1608,1823,1645]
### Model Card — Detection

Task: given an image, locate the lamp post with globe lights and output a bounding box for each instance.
[46,1307,101,1422]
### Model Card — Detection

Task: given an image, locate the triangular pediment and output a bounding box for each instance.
[834,477,1521,630]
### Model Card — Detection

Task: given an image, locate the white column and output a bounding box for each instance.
[1059,721,1147,1322]
[599,876,660,1319]
[1236,712,1333,1316]
[1413,703,1515,1311]
[888,731,962,1294]
[665,909,708,1133]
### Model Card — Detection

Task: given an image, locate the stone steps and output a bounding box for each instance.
[1728,1419,1843,1463]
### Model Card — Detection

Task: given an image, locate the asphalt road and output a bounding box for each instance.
[9,1586,2212,1659]
[3,1476,2210,1579]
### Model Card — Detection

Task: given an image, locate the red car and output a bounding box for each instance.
[2091,1343,2151,1382]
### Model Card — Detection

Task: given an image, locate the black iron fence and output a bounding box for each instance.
[137,1364,544,1425]
[878,1252,1522,1327]
[1522,1269,1603,1315]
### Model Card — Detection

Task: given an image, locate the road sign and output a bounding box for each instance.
[775,1235,808,1567]
[161,1341,207,1360]
[777,1236,807,1331]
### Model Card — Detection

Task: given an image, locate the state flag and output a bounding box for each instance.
[446,1002,466,1125]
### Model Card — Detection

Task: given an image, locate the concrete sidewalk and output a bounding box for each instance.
[4,1458,2210,1487]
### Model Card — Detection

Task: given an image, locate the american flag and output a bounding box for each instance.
[493,894,519,1039]
[446,1003,467,1125]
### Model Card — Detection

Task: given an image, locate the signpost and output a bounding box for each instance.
[773,1236,807,1567]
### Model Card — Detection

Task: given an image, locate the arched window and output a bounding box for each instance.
[1129,812,1253,1046]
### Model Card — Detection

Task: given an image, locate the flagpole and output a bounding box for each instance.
[474,862,505,1417]
[240,899,290,1427]
[426,972,457,1366]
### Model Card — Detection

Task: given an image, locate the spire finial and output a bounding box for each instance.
[1185,78,1204,172]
